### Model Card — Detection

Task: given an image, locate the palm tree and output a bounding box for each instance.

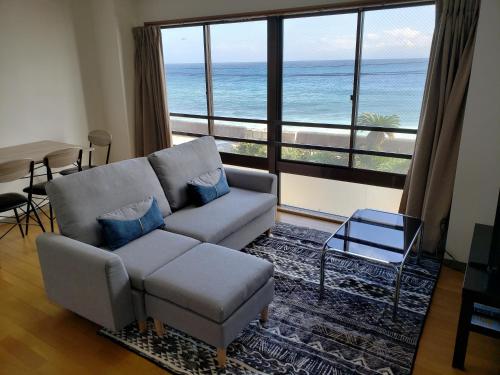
[358,112,400,133]
[357,112,401,150]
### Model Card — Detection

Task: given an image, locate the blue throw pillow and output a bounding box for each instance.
[97,197,164,250]
[188,168,230,206]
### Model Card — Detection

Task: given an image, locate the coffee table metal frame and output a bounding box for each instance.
[319,208,423,318]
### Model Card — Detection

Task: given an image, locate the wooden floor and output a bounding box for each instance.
[0,213,498,374]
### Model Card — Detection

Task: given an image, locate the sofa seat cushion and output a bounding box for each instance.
[164,187,277,244]
[114,230,199,290]
[144,243,274,323]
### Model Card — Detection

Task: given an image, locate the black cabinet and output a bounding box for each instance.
[452,224,500,369]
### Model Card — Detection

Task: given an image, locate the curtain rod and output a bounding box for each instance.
[144,0,434,27]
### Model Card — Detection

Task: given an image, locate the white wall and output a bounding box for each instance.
[69,0,137,163]
[446,0,500,263]
[0,0,88,148]
[136,0,345,23]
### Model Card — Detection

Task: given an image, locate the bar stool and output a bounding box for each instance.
[24,148,82,232]
[0,159,45,240]
[60,130,112,175]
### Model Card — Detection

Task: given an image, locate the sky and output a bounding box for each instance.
[162,5,435,64]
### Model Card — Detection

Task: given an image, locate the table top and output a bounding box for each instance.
[0,140,88,164]
[325,208,422,266]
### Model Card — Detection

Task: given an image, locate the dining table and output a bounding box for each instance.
[0,140,91,164]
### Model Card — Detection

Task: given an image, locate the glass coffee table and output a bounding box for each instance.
[319,208,423,317]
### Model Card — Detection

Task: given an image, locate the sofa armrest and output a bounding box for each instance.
[224,167,277,195]
[36,233,135,331]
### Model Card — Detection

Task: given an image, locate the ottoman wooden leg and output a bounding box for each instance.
[260,306,269,322]
[137,320,147,333]
[154,319,165,336]
[217,348,227,368]
[265,228,272,236]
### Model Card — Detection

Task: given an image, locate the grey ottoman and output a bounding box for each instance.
[144,243,274,368]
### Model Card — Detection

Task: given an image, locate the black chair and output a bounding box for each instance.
[60,130,112,175]
[0,159,45,240]
[24,148,83,233]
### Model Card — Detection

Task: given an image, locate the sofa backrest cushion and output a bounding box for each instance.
[46,157,171,246]
[148,136,223,211]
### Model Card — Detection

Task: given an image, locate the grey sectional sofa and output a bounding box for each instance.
[36,136,277,367]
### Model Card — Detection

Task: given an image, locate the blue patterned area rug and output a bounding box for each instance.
[99,222,441,374]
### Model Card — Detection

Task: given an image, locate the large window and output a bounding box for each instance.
[160,2,435,212]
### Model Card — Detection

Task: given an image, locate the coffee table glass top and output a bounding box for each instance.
[325,209,422,266]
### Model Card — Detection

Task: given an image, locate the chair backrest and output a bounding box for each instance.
[43,147,82,180]
[88,130,112,146]
[0,159,32,183]
[88,129,112,165]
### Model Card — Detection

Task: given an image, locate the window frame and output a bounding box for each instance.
[160,0,434,200]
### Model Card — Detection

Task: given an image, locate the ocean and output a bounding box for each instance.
[165,58,429,128]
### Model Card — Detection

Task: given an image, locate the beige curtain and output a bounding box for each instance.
[133,26,172,156]
[400,0,481,253]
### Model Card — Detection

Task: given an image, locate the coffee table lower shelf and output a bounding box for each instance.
[318,209,423,318]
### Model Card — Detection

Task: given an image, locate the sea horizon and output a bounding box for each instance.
[164,57,430,127]
[166,57,429,65]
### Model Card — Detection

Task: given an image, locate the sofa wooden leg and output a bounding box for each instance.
[265,228,272,236]
[217,347,227,368]
[137,320,147,333]
[154,319,165,336]
[260,306,269,322]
